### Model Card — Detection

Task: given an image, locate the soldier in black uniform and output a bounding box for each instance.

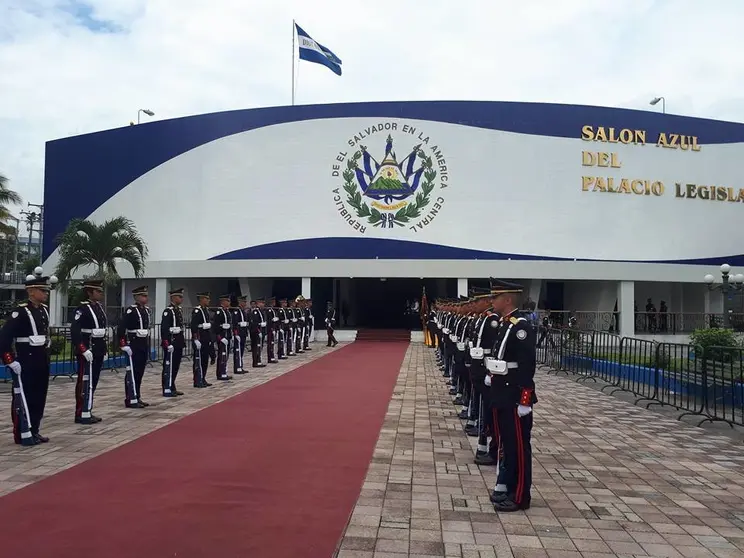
[118,285,152,408]
[190,292,213,388]
[303,298,314,350]
[71,278,107,424]
[0,273,53,445]
[212,294,233,381]
[249,299,266,367]
[231,296,249,374]
[294,296,306,353]
[287,298,300,353]
[485,279,537,512]
[277,299,290,359]
[160,287,186,397]
[264,297,279,363]
[325,301,338,346]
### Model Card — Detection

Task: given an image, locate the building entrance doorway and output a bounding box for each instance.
[347,278,444,329]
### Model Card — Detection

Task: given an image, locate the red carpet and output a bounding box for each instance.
[0,343,408,558]
[356,329,412,342]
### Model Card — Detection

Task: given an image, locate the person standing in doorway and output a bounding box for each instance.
[0,273,53,445]
[325,301,338,347]
[71,278,107,424]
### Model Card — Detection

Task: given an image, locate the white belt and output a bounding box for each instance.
[200,323,211,330]
[15,335,47,346]
[449,334,457,342]
[283,320,289,324]
[81,328,106,338]
[169,327,182,334]
[127,329,149,338]
[484,358,519,375]
[221,324,230,330]
[456,342,465,351]
[442,328,450,334]
[238,321,248,327]
[260,322,267,327]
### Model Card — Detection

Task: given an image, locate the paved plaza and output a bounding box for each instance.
[0,344,338,497]
[336,345,744,558]
[1,342,744,558]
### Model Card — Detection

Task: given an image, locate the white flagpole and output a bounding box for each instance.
[291,19,296,106]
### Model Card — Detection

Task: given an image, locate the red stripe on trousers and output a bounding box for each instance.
[514,408,525,505]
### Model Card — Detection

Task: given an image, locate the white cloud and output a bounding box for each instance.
[2,0,744,222]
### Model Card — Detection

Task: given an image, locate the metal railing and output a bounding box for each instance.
[536,311,744,334]
[537,326,744,428]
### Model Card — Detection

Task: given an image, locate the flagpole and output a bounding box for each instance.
[291,19,296,106]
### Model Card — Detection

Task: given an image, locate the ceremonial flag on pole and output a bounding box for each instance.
[294,23,343,76]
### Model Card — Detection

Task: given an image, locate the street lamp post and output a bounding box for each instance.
[650,96,666,114]
[703,263,744,328]
[137,109,155,124]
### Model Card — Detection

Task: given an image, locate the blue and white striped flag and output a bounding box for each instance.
[295,23,342,76]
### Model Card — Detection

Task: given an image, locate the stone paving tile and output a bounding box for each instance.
[336,344,744,558]
[0,343,340,496]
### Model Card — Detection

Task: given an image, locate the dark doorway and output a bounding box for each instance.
[350,278,442,329]
[272,278,302,301]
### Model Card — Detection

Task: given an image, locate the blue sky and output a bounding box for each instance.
[2,0,744,212]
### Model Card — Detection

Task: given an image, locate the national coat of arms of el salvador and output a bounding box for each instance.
[342,134,437,228]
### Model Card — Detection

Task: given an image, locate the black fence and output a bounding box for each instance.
[537,327,744,428]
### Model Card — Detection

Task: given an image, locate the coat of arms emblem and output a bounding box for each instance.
[342,135,437,228]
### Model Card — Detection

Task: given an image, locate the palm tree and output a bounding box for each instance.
[53,216,148,285]
[0,172,22,236]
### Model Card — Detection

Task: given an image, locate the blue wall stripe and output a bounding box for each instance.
[209,237,744,267]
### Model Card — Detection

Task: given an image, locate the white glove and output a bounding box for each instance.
[122,345,133,356]
[484,375,492,387]
[8,361,21,375]
[221,338,229,346]
[517,405,532,417]
[167,345,174,353]
[273,317,279,322]
[83,350,93,362]
[194,340,202,350]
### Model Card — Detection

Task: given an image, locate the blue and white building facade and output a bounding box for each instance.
[41,101,744,336]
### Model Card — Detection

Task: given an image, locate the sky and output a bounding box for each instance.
[2,0,744,229]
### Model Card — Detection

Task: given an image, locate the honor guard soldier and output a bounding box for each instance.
[257,298,274,362]
[277,299,290,359]
[212,294,233,381]
[71,278,107,424]
[231,296,249,373]
[190,292,213,388]
[118,285,152,408]
[294,296,306,353]
[303,298,314,350]
[161,288,186,396]
[249,299,266,367]
[0,272,54,445]
[325,301,338,346]
[484,279,537,512]
[264,297,279,363]
[287,298,300,353]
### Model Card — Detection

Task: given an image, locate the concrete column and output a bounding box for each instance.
[120,280,127,308]
[527,280,542,308]
[49,287,63,325]
[301,277,311,299]
[155,278,168,317]
[457,278,468,298]
[617,280,635,337]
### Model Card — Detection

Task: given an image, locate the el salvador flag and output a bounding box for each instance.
[295,23,342,76]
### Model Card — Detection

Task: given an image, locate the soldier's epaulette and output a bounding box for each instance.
[130,304,137,307]
[81,301,90,305]
[509,316,520,325]
[41,303,48,307]
[19,303,27,307]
